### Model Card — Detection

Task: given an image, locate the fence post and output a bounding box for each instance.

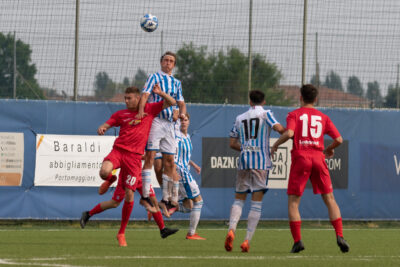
[301,0,308,86]
[248,0,253,93]
[73,0,80,101]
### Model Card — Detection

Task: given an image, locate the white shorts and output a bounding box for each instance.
[177,166,200,200]
[235,169,269,194]
[146,117,176,154]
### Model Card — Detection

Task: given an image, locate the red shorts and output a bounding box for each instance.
[103,147,155,202]
[112,177,155,203]
[287,150,333,196]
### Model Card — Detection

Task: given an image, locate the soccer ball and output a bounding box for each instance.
[140,14,158,32]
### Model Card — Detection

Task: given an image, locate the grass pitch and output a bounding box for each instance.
[0,220,400,266]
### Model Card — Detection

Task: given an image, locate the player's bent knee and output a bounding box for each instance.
[193,195,202,202]
[163,160,174,169]
[99,161,114,180]
[183,199,193,210]
[322,192,336,203]
[99,170,110,180]
[251,191,265,201]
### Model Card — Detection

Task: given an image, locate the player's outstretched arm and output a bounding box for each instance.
[177,101,187,120]
[229,137,241,151]
[271,129,293,155]
[323,136,343,158]
[136,92,150,119]
[189,160,201,174]
[153,83,176,108]
[273,123,286,135]
[97,123,111,135]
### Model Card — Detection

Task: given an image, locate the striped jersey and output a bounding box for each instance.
[174,121,192,171]
[142,70,184,122]
[230,106,279,170]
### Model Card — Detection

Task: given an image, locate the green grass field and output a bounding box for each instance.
[1,220,400,267]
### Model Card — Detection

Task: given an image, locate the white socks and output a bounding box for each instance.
[170,181,180,203]
[141,169,152,198]
[228,199,245,232]
[162,174,172,202]
[188,200,203,235]
[245,201,262,242]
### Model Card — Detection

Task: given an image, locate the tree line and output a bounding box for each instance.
[310,71,387,108]
[1,32,399,108]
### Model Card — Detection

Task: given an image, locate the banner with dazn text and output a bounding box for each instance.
[201,137,348,189]
[201,137,292,189]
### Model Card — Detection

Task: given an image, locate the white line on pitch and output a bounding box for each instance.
[14,255,400,262]
[0,258,80,267]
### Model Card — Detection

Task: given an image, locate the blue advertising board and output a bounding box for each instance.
[1,99,400,220]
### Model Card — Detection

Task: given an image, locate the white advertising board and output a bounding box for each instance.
[0,132,24,186]
[34,134,159,187]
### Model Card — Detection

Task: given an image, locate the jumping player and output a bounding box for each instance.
[79,86,178,247]
[137,51,186,212]
[225,90,285,252]
[271,84,350,253]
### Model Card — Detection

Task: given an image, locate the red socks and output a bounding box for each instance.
[289,221,302,243]
[89,204,103,216]
[289,217,342,243]
[289,218,343,243]
[331,217,343,237]
[118,201,134,235]
[152,211,165,230]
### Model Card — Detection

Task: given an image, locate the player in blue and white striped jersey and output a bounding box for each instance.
[142,71,184,122]
[225,90,285,252]
[137,51,187,214]
[175,120,192,171]
[230,102,280,171]
[171,114,205,240]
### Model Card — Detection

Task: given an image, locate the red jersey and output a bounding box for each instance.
[286,107,340,152]
[106,102,163,154]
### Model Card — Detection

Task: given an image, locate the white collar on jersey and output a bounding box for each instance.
[157,70,173,77]
[249,105,264,110]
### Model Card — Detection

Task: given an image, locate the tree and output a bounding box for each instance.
[310,74,320,87]
[0,32,44,99]
[384,84,399,108]
[175,44,217,103]
[122,77,130,87]
[324,71,343,91]
[94,72,116,100]
[366,81,383,108]
[133,68,148,89]
[175,43,290,105]
[347,76,363,96]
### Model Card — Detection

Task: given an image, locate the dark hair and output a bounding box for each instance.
[160,51,176,64]
[300,84,318,103]
[249,90,265,105]
[125,86,140,95]
[185,113,190,120]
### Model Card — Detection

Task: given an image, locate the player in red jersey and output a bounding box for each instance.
[79,86,178,247]
[271,84,349,253]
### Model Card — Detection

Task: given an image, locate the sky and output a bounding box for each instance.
[1,0,399,98]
